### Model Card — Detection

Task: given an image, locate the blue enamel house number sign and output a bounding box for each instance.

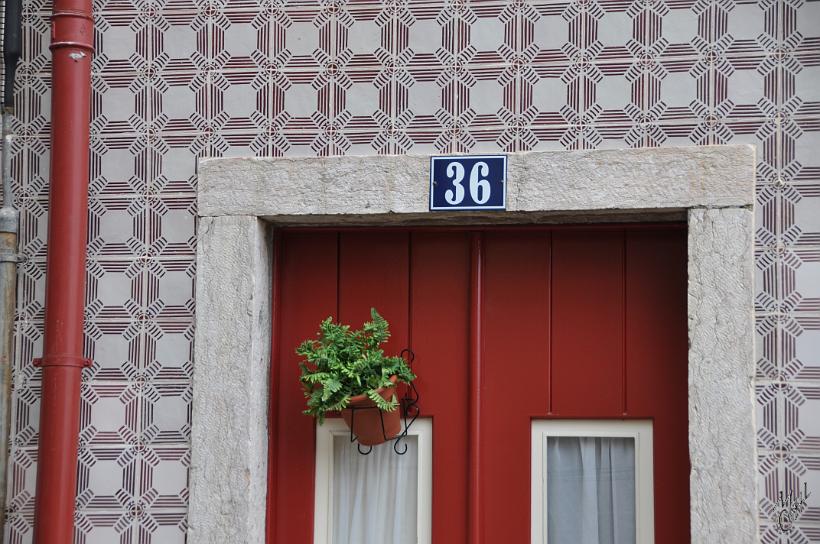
[429,155,507,211]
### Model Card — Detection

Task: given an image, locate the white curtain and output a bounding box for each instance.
[332,435,418,544]
[546,436,636,544]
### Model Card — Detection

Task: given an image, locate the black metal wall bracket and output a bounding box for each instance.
[348,348,420,456]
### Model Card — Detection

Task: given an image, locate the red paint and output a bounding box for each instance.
[32,1,94,542]
[468,233,482,544]
[410,232,470,543]
[266,232,281,541]
[625,230,690,541]
[268,226,689,543]
[552,230,625,416]
[273,232,336,543]
[481,232,551,543]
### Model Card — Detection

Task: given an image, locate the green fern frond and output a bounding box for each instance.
[296,308,414,422]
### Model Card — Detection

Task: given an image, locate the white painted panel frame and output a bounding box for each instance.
[313,418,433,544]
[531,420,655,544]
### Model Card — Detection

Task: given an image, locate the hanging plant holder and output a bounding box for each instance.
[345,349,420,455]
[298,309,419,454]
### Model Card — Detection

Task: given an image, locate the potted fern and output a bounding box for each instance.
[297,308,416,446]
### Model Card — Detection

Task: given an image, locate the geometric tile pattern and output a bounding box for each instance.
[2,0,820,541]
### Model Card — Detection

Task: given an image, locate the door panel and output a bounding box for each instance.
[338,231,410,357]
[410,232,471,543]
[269,226,689,544]
[481,232,550,544]
[273,232,338,543]
[625,230,690,543]
[551,230,625,416]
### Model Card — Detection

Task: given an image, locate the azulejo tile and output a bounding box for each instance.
[651,0,702,59]
[142,321,193,382]
[19,74,52,137]
[787,59,820,119]
[139,382,192,445]
[784,452,820,524]
[462,2,513,65]
[757,450,784,522]
[75,447,137,511]
[16,259,46,323]
[136,446,190,509]
[87,198,147,258]
[756,245,779,314]
[137,510,188,543]
[781,247,820,313]
[781,183,820,247]
[209,70,271,132]
[757,314,779,380]
[588,62,643,125]
[336,2,392,70]
[787,0,820,54]
[145,259,195,320]
[210,9,271,70]
[90,134,150,196]
[85,260,146,321]
[5,446,37,523]
[716,54,778,120]
[338,76,387,132]
[79,382,141,447]
[147,195,196,257]
[718,0,778,58]
[151,71,209,135]
[91,73,151,137]
[84,321,144,382]
[12,383,41,448]
[94,12,152,75]
[73,511,135,543]
[21,12,52,76]
[208,130,271,157]
[148,134,208,194]
[756,381,816,454]
[783,117,820,185]
[787,315,820,382]
[18,199,48,261]
[13,320,43,387]
[756,182,778,250]
[151,11,210,73]
[275,6,332,70]
[403,3,455,68]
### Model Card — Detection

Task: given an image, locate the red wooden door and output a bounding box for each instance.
[268,226,689,543]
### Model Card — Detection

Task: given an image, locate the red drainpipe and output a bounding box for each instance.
[32,0,94,541]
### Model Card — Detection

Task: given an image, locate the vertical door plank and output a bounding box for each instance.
[626,229,690,543]
[410,232,471,543]
[338,232,410,357]
[481,231,551,544]
[551,230,625,416]
[274,232,338,543]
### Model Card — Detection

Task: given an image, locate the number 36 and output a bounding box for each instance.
[444,161,491,205]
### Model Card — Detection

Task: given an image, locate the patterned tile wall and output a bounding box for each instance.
[1,0,819,541]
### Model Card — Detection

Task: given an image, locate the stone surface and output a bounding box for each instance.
[191,149,758,543]
[198,146,755,218]
[189,216,272,543]
[687,208,758,543]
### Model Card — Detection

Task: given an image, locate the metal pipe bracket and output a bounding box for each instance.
[33,356,92,368]
[50,10,94,53]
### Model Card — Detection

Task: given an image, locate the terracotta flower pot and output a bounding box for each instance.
[341,375,401,446]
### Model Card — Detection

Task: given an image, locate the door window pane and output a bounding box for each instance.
[531,420,654,544]
[547,436,636,544]
[331,436,419,544]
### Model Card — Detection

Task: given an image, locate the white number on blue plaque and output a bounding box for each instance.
[430,155,507,211]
